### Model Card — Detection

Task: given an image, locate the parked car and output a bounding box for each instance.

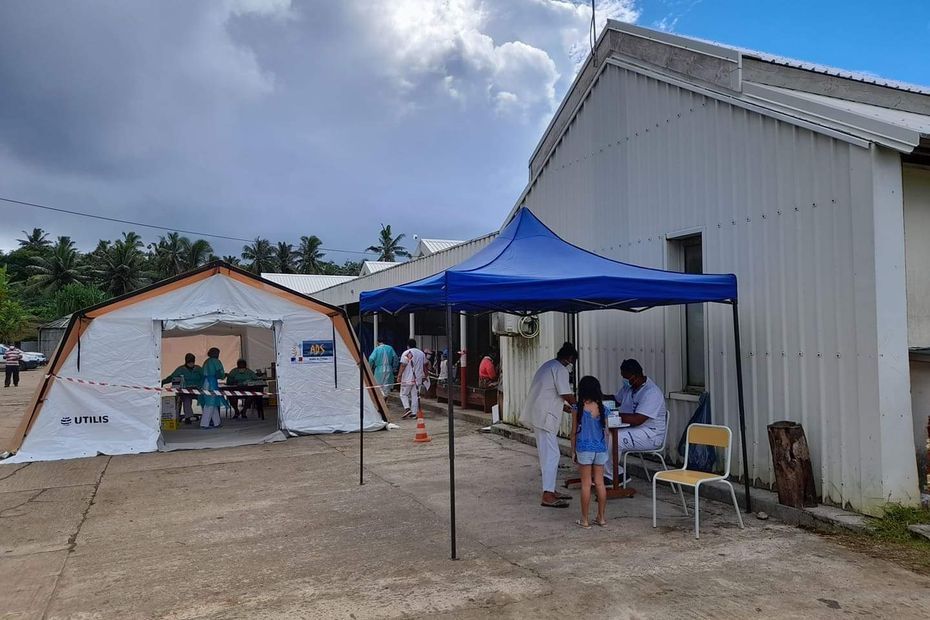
[0,345,46,370]
[21,351,47,369]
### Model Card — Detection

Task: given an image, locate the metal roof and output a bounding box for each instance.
[260,273,356,295]
[360,261,399,275]
[740,49,930,97]
[414,239,464,257]
[39,314,72,330]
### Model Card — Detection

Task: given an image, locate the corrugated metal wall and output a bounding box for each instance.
[502,63,918,512]
[314,234,497,308]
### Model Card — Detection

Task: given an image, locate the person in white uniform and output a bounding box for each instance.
[397,338,427,419]
[604,358,668,482]
[520,342,578,508]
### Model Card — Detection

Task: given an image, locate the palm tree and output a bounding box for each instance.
[241,237,275,274]
[221,255,241,266]
[183,238,213,271]
[27,236,86,293]
[366,224,409,262]
[17,228,52,252]
[96,237,148,296]
[297,235,325,274]
[272,242,297,273]
[150,232,186,279]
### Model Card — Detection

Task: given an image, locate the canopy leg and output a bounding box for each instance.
[359,360,364,486]
[446,303,458,560]
[732,301,752,512]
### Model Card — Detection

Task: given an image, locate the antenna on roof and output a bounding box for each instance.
[590,0,597,69]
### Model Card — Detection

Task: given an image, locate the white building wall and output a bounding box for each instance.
[502,62,919,513]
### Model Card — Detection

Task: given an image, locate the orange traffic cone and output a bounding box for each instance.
[413,409,432,443]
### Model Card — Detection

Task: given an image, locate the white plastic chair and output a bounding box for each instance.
[652,423,744,539]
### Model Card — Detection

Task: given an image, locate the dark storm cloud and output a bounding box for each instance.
[0,0,638,258]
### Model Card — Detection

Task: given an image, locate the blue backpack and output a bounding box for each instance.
[677,392,717,472]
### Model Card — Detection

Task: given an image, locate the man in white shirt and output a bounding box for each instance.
[397,339,427,419]
[520,342,578,508]
[605,358,668,482]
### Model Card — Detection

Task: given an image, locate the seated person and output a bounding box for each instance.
[478,349,499,389]
[604,358,668,482]
[226,359,262,420]
[161,353,203,424]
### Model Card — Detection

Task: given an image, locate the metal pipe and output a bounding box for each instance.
[446,303,458,560]
[731,301,752,512]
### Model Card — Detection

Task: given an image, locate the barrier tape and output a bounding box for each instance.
[46,374,411,396]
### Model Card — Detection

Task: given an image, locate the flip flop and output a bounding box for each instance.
[541,499,569,508]
[594,519,608,527]
[575,519,591,529]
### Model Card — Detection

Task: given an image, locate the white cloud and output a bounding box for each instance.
[356,0,638,120]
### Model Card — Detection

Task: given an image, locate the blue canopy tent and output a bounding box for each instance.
[359,208,750,558]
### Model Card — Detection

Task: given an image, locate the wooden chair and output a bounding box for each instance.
[652,423,744,539]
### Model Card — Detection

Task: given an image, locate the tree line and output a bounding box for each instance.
[0,224,410,341]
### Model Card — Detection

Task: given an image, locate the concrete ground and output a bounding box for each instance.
[2,371,930,619]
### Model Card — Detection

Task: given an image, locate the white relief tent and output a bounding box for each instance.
[4,262,386,463]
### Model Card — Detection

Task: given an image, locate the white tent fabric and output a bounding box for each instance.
[7,273,384,463]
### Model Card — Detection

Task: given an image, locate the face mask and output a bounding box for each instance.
[622,379,631,390]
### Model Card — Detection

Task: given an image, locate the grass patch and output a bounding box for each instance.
[867,503,930,543]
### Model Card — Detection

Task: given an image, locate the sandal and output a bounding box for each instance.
[541,499,570,508]
[594,519,607,527]
[575,519,591,529]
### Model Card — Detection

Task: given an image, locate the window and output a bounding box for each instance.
[681,236,705,389]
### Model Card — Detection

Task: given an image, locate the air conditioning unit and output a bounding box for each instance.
[492,313,539,339]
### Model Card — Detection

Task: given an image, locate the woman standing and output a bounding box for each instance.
[200,347,227,429]
[571,375,609,528]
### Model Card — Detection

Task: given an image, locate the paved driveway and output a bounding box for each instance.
[2,383,929,618]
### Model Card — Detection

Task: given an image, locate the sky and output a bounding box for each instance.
[1,0,929,261]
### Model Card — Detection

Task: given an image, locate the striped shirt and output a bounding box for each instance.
[4,348,23,367]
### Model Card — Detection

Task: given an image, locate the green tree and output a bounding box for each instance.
[221,255,241,266]
[96,234,148,296]
[27,236,86,293]
[0,267,28,342]
[241,237,274,274]
[297,235,325,274]
[47,283,109,317]
[183,238,213,271]
[366,224,409,262]
[272,242,297,273]
[17,228,52,252]
[150,232,185,279]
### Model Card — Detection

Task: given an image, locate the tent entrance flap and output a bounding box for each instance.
[161,313,275,332]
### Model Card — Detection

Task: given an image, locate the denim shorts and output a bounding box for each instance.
[576,451,608,466]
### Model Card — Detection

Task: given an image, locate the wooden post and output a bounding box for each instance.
[767,421,817,508]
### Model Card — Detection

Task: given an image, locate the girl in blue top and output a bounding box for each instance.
[572,375,609,528]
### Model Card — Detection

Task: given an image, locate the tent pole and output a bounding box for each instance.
[359,358,364,486]
[446,303,458,560]
[731,301,752,512]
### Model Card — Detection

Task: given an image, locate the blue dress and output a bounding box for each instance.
[576,403,608,453]
[200,357,228,408]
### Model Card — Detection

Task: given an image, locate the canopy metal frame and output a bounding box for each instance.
[359,296,752,560]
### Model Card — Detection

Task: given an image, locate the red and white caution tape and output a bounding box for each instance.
[49,374,264,397]
[47,374,406,395]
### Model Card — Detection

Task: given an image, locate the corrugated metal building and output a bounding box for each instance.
[260,273,356,295]
[37,314,71,358]
[499,22,930,514]
[413,239,464,257]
